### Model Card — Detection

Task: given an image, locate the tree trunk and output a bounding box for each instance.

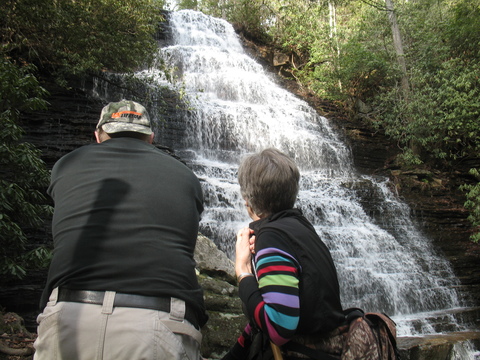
[329,1,342,90]
[384,0,419,153]
[385,0,409,93]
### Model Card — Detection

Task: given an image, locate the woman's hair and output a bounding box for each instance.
[238,148,300,217]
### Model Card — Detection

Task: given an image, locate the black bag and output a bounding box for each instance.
[247,327,274,360]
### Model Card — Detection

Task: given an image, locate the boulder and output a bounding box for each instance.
[398,331,480,360]
[194,235,246,359]
[195,234,236,284]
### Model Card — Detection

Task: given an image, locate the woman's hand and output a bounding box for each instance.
[235,227,255,276]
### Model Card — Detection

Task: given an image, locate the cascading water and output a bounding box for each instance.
[95,10,472,338]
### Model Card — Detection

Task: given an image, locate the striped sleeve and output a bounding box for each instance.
[252,244,300,345]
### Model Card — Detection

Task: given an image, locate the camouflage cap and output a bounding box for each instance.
[97,100,153,135]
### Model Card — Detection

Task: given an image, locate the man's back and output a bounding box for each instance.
[42,137,205,319]
[34,100,207,360]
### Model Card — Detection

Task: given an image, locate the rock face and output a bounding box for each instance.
[7,36,479,360]
[398,331,480,360]
[193,235,245,358]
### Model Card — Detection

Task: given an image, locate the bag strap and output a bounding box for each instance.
[365,313,397,339]
[365,313,400,359]
[344,308,364,323]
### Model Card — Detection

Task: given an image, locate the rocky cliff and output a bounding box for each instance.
[1,27,478,360]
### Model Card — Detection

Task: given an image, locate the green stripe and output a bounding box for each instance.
[259,274,299,288]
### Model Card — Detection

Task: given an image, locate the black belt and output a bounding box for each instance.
[57,288,199,329]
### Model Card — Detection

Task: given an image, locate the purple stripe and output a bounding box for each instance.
[262,292,299,308]
[255,247,295,262]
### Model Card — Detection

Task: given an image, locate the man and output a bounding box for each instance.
[34,100,208,360]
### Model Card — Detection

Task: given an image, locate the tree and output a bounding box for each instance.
[371,0,480,165]
[1,0,165,80]
[0,58,52,279]
[385,0,408,93]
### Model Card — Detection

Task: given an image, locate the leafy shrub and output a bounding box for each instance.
[461,169,480,243]
[1,0,165,79]
[0,58,53,280]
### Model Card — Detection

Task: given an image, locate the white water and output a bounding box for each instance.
[97,10,471,338]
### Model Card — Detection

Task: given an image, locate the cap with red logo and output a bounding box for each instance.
[97,100,152,135]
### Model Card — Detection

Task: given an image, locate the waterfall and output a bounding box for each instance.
[96,10,466,336]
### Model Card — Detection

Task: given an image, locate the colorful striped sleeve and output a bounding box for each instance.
[252,244,300,345]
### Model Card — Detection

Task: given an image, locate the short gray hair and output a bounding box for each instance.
[238,148,300,217]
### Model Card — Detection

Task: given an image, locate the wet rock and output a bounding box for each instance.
[194,235,246,358]
[398,331,480,360]
[195,234,236,284]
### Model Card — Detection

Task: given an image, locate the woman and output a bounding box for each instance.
[223,148,347,360]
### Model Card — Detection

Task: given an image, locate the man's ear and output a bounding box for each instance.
[94,130,102,143]
[148,133,155,144]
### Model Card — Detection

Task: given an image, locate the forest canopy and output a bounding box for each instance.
[1,0,165,79]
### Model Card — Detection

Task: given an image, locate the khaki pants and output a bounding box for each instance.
[33,288,202,360]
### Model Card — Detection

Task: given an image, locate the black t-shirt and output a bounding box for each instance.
[41,137,207,325]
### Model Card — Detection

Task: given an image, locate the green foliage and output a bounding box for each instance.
[370,0,480,168]
[0,57,53,280]
[269,0,324,52]
[461,169,480,243]
[373,57,480,165]
[254,0,398,102]
[177,0,198,10]
[447,0,480,59]
[1,0,165,78]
